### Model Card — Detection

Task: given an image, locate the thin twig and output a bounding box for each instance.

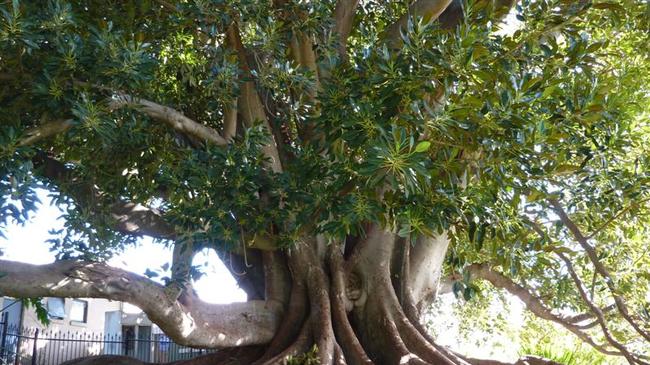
[556,252,648,365]
[586,198,650,240]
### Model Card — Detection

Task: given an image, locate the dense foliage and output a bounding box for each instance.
[1,0,649,363]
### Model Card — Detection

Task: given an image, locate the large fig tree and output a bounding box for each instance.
[1,0,649,364]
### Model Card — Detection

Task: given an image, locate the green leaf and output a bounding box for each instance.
[21,298,50,325]
[542,85,558,98]
[414,141,431,153]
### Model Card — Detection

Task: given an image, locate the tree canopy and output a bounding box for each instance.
[1,0,649,364]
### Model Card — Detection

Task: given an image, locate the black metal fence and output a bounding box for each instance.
[0,316,211,365]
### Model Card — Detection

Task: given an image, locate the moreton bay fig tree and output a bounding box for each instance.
[1,0,649,364]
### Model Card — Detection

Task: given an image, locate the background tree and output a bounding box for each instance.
[0,0,649,364]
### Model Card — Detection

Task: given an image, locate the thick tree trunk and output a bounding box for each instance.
[2,225,558,365]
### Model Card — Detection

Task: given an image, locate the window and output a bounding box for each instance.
[70,300,88,323]
[46,298,65,320]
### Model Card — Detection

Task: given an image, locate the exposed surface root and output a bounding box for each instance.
[379,303,426,364]
[370,275,463,365]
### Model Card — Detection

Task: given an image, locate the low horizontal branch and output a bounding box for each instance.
[556,252,645,364]
[0,259,282,348]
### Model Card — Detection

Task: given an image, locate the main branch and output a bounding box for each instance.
[333,0,360,62]
[18,119,74,147]
[108,94,229,146]
[33,154,176,240]
[224,22,284,173]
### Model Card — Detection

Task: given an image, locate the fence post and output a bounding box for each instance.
[0,312,8,360]
[31,329,39,365]
[13,326,21,365]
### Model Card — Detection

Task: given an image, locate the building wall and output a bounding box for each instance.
[21,298,122,334]
[3,298,122,364]
[1,297,199,365]
[0,297,23,327]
